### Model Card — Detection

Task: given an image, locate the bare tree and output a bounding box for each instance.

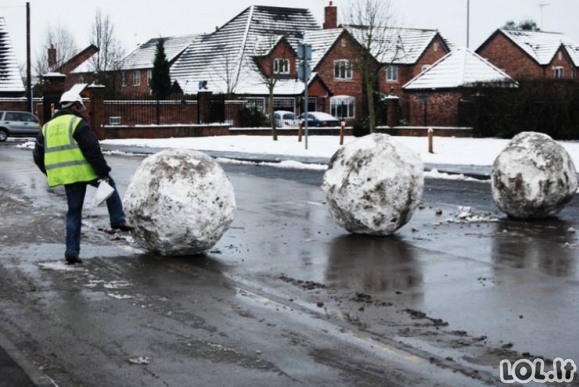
[252,36,294,141]
[343,0,401,132]
[89,9,125,89]
[34,24,78,77]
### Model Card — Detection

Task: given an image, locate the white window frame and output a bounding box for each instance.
[147,69,152,85]
[386,65,398,82]
[330,96,355,119]
[273,58,290,74]
[334,59,353,80]
[554,66,564,79]
[121,72,126,87]
[133,70,141,86]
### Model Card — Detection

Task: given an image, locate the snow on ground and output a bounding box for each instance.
[101,135,579,167]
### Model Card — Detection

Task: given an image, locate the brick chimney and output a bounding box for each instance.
[323,1,337,29]
[47,44,57,68]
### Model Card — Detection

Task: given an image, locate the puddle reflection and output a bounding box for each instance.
[325,234,423,295]
[491,217,577,278]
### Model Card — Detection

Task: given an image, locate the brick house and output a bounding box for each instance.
[403,47,517,127]
[476,29,579,80]
[115,34,198,94]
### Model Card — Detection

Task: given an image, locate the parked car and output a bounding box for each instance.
[0,111,41,141]
[298,112,340,127]
[272,110,299,128]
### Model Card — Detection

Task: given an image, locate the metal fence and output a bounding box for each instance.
[103,94,198,126]
[103,93,255,127]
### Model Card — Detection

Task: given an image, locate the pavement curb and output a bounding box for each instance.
[0,330,56,387]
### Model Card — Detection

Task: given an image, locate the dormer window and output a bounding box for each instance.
[274,58,290,74]
[334,60,352,79]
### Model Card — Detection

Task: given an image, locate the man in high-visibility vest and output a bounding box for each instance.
[33,91,133,265]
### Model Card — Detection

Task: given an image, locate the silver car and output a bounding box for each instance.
[0,111,41,141]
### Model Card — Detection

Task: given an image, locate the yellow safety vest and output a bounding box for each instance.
[42,115,98,187]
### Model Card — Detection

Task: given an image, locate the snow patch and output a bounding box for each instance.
[124,149,237,256]
[38,261,86,271]
[491,132,577,219]
[322,133,424,235]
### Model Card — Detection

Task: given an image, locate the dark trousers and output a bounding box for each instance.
[64,176,126,257]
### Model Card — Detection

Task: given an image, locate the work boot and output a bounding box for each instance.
[111,221,134,232]
[65,254,83,265]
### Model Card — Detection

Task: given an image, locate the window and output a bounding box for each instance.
[554,66,564,79]
[147,70,152,85]
[558,52,563,60]
[273,98,295,111]
[421,65,431,73]
[330,96,355,119]
[434,42,439,52]
[133,70,141,86]
[79,75,85,84]
[273,58,290,74]
[121,72,126,87]
[386,65,398,82]
[334,60,352,79]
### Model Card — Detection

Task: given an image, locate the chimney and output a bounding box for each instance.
[47,44,57,68]
[323,1,337,29]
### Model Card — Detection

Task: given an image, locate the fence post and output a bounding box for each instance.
[340,121,345,146]
[87,83,106,139]
[428,127,434,154]
[298,120,303,142]
[40,72,66,125]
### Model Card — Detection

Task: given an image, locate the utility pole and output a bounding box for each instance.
[466,0,470,48]
[26,2,32,113]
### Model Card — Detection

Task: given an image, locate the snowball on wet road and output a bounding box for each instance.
[322,133,424,235]
[124,149,236,255]
[491,132,577,219]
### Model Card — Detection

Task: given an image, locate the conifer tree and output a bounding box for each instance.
[150,38,172,99]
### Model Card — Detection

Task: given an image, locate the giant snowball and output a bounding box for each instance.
[124,149,236,255]
[491,132,577,219]
[322,133,424,235]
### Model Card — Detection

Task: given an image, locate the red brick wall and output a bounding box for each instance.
[547,48,575,79]
[120,69,152,94]
[315,32,373,116]
[379,35,450,96]
[477,32,544,79]
[258,40,297,78]
[406,91,462,127]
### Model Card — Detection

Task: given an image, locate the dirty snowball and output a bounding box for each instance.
[322,133,424,235]
[491,132,577,219]
[124,149,236,255]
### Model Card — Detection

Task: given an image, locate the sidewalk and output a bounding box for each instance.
[100,144,493,180]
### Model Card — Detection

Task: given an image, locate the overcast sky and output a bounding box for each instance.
[1,0,578,67]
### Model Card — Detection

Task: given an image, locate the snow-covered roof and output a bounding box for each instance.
[0,17,25,93]
[403,47,517,90]
[303,29,345,70]
[70,52,99,74]
[347,26,454,65]
[170,5,320,95]
[121,34,200,71]
[498,29,579,66]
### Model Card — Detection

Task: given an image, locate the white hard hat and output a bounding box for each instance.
[60,91,86,110]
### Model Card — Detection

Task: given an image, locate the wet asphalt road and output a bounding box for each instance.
[0,141,578,386]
